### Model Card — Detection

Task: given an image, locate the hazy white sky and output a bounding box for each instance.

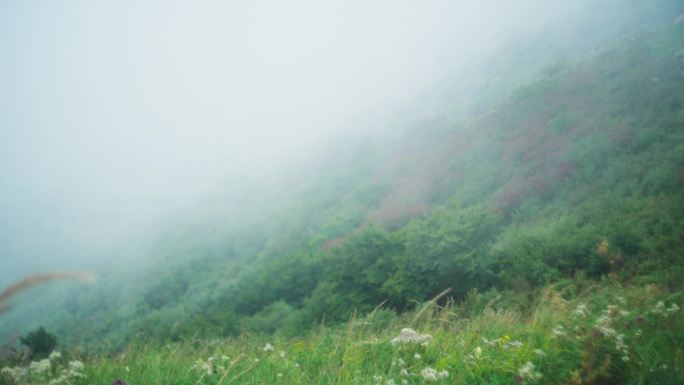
[0,0,601,271]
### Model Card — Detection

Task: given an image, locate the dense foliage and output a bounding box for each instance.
[19,328,58,359]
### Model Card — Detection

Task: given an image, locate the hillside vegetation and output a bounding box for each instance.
[2,7,684,385]
[95,19,684,345]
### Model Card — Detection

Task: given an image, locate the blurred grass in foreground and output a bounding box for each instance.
[5,275,680,385]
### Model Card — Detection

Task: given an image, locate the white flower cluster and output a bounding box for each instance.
[518,361,542,382]
[482,336,523,350]
[48,360,85,385]
[191,355,234,377]
[190,346,305,385]
[552,324,567,337]
[468,346,483,362]
[615,334,629,362]
[420,367,449,382]
[29,359,51,375]
[573,304,587,318]
[593,302,632,337]
[1,367,28,384]
[651,301,679,316]
[1,352,84,385]
[593,314,617,337]
[191,358,214,376]
[588,304,639,361]
[390,328,432,346]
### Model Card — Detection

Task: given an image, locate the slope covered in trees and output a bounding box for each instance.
[1,8,683,355]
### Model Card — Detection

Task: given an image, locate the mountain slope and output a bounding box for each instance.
[2,11,684,352]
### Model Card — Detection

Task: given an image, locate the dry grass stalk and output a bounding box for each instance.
[410,287,452,327]
[0,272,96,314]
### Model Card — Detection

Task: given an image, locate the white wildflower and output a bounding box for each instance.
[29,359,51,374]
[263,343,274,352]
[414,353,421,360]
[390,328,432,346]
[595,314,612,328]
[518,361,542,382]
[594,315,616,336]
[533,349,545,357]
[276,372,283,378]
[192,359,213,376]
[400,369,410,377]
[49,374,68,385]
[68,360,83,373]
[652,301,666,315]
[437,370,449,378]
[374,375,383,382]
[469,346,483,362]
[615,334,629,361]
[49,351,62,361]
[667,303,680,314]
[615,334,627,350]
[574,304,587,318]
[279,351,286,359]
[552,325,566,337]
[420,367,438,382]
[508,340,523,349]
[386,379,396,385]
[1,367,28,383]
[398,358,406,366]
[606,305,619,315]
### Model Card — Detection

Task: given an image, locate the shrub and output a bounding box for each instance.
[19,327,57,359]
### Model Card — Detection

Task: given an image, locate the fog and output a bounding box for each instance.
[0,0,666,281]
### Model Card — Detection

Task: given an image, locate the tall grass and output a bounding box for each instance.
[4,277,675,385]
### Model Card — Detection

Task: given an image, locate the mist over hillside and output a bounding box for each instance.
[1,2,683,380]
[1,0,678,281]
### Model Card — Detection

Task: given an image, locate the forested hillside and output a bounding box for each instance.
[2,11,682,354]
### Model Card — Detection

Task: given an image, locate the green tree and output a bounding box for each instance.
[20,327,58,358]
[309,226,403,321]
[385,201,500,306]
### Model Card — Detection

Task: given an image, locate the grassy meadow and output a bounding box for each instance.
[4,273,682,385]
